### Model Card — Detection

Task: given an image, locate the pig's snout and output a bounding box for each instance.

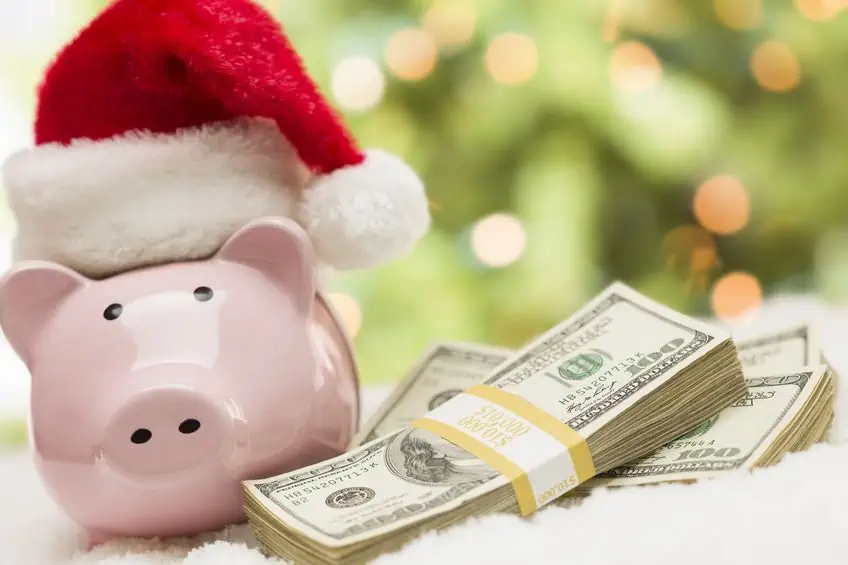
[101,387,236,479]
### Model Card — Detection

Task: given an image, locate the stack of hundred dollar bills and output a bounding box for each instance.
[243,282,835,565]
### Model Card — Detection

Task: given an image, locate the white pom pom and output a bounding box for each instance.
[299,149,430,270]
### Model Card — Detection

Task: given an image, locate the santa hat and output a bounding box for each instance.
[0,0,430,279]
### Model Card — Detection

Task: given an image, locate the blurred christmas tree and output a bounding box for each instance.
[279,0,848,385]
[5,0,848,387]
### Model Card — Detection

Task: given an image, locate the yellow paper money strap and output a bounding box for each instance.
[411,384,596,516]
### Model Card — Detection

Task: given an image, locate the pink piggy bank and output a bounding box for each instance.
[0,217,359,547]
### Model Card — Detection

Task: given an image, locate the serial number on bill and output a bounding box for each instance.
[280,462,379,501]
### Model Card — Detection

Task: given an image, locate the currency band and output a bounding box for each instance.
[411,384,595,516]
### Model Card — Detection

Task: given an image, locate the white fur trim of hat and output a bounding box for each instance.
[1,119,430,279]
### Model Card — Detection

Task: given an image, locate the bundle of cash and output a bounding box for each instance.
[736,323,824,371]
[350,321,834,504]
[354,323,827,448]
[243,282,748,565]
[590,363,834,487]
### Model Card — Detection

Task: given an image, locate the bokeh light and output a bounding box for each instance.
[327,293,363,338]
[690,246,718,274]
[794,0,842,21]
[663,225,719,293]
[751,41,801,93]
[609,41,662,93]
[422,0,476,47]
[485,33,539,86]
[602,0,624,43]
[692,175,751,235]
[385,28,438,81]
[711,272,763,320]
[663,225,718,272]
[331,56,385,111]
[713,0,763,30]
[471,213,527,267]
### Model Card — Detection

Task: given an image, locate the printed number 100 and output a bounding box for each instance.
[674,447,741,461]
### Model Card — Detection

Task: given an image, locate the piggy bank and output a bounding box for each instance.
[0,217,359,547]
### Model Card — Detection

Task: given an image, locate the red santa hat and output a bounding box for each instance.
[0,0,429,279]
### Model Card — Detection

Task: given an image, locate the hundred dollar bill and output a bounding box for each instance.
[351,343,512,447]
[354,324,820,450]
[736,323,821,371]
[567,323,830,493]
[591,364,834,487]
[243,282,745,561]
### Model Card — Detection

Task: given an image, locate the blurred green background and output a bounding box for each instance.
[0,0,846,402]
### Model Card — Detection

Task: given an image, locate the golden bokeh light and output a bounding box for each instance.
[750,41,801,93]
[422,0,477,47]
[485,33,539,86]
[713,0,763,30]
[327,293,363,338]
[602,0,624,43]
[795,0,842,21]
[711,272,763,320]
[331,56,385,111]
[471,213,527,267]
[663,225,718,273]
[690,246,718,273]
[609,41,662,93]
[693,175,751,236]
[385,28,438,81]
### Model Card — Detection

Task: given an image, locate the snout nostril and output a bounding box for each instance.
[130,428,152,445]
[179,419,201,434]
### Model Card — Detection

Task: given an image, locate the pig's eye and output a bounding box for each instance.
[103,303,123,321]
[193,287,214,302]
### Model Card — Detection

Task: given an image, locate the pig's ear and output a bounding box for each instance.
[0,261,90,364]
[216,217,315,314]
